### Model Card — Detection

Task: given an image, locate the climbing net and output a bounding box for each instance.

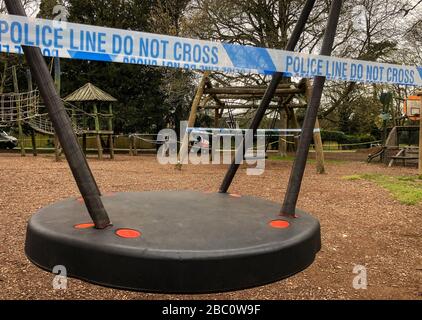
[0,90,40,124]
[0,89,100,135]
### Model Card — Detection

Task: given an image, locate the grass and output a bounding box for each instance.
[342,174,362,181]
[342,173,422,205]
[268,155,296,161]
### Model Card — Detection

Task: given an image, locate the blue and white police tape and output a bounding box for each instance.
[186,128,320,137]
[0,14,421,86]
[186,128,321,132]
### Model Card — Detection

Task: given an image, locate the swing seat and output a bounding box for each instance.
[25,190,321,293]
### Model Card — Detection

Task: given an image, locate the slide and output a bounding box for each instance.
[367,146,386,163]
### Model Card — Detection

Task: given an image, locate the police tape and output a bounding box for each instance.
[0,14,421,86]
[186,128,321,133]
[314,140,382,147]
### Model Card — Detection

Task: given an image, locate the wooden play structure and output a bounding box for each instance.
[388,93,421,170]
[0,63,40,156]
[385,126,419,167]
[64,83,116,160]
[177,72,326,173]
[0,64,117,160]
[367,126,419,167]
[368,92,422,171]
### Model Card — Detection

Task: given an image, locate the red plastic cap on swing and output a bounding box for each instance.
[269,220,290,229]
[115,228,141,239]
[74,223,95,229]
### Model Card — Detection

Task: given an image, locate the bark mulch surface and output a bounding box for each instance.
[0,153,421,300]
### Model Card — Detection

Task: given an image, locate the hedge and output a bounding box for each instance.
[320,130,377,147]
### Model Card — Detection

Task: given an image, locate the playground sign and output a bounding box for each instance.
[1,14,422,86]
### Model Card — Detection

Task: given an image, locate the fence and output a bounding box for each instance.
[9,133,157,151]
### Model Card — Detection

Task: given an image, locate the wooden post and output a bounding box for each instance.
[81,113,87,155]
[128,135,138,156]
[12,66,26,156]
[108,135,114,159]
[82,113,87,130]
[54,139,61,160]
[93,103,103,160]
[30,130,37,156]
[129,135,133,156]
[71,108,77,129]
[82,133,87,155]
[96,134,103,160]
[26,68,33,91]
[133,136,138,156]
[285,107,299,151]
[305,79,325,174]
[314,119,325,174]
[176,71,210,168]
[26,69,38,156]
[0,61,7,94]
[108,103,114,159]
[290,109,300,150]
[279,108,288,157]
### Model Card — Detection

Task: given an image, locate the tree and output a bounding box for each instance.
[184,0,329,86]
[149,0,196,135]
[37,0,194,133]
[183,0,420,136]
[402,0,422,65]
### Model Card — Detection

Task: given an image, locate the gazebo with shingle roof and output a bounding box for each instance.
[64,83,117,160]
[64,83,118,103]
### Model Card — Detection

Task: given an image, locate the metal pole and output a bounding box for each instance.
[281,0,343,216]
[5,0,111,229]
[54,58,61,162]
[219,0,316,193]
[419,106,422,175]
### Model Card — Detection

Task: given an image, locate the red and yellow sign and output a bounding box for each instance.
[404,96,421,121]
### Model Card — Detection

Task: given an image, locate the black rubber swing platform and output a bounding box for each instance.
[25,191,321,293]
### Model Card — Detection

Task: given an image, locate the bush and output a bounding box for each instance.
[320,130,345,142]
[320,130,377,149]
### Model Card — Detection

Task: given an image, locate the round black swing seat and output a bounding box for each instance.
[25,191,321,293]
